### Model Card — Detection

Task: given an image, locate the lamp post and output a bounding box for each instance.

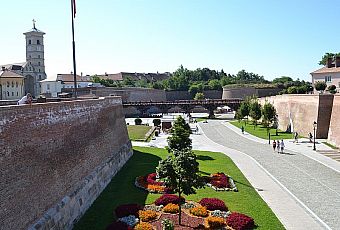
[313,121,317,151]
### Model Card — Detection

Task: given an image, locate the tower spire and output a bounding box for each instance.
[32,19,36,29]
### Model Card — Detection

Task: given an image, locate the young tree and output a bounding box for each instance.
[328,85,337,94]
[167,116,192,152]
[262,102,277,133]
[153,118,161,127]
[238,100,250,125]
[249,100,262,128]
[157,116,203,225]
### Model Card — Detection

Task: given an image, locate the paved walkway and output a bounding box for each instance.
[132,120,340,229]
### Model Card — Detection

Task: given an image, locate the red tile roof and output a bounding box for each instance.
[311,66,340,74]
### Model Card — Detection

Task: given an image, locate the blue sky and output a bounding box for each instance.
[0,0,339,81]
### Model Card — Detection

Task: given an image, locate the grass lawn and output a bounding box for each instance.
[230,120,294,140]
[127,125,153,141]
[73,147,284,230]
[323,142,339,150]
[195,117,207,122]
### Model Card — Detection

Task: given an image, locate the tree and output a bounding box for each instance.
[262,102,277,132]
[287,86,298,94]
[237,100,250,125]
[319,53,340,65]
[314,81,327,92]
[167,116,192,152]
[194,92,205,100]
[249,99,262,128]
[157,116,203,225]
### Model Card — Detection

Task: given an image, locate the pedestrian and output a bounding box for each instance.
[309,132,313,143]
[272,140,277,151]
[17,93,32,105]
[280,139,285,153]
[294,132,299,143]
[277,140,280,153]
[241,126,244,134]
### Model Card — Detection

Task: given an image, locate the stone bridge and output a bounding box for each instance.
[123,99,243,118]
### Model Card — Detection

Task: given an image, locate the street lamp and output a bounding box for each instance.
[313,121,317,151]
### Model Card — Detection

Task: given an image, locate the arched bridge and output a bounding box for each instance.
[123,99,243,118]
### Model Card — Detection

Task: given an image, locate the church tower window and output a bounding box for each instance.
[29,40,31,44]
[38,62,40,66]
[38,55,40,58]
[12,81,14,87]
[37,40,40,45]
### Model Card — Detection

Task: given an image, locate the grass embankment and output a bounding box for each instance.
[323,142,339,150]
[230,120,293,140]
[74,147,284,230]
[127,125,153,141]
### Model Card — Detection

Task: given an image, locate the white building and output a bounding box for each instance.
[311,57,340,93]
[40,79,63,97]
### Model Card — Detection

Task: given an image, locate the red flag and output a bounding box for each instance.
[72,0,76,18]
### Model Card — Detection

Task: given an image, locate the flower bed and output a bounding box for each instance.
[106,221,133,230]
[206,172,238,192]
[115,204,143,218]
[135,173,170,194]
[155,194,185,206]
[163,203,180,214]
[226,212,255,230]
[199,198,228,211]
[139,210,158,222]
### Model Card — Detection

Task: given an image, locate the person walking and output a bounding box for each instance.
[309,132,313,143]
[294,132,299,143]
[272,140,277,151]
[241,126,244,134]
[280,139,285,154]
[277,140,280,154]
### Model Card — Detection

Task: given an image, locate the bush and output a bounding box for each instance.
[199,198,228,211]
[210,173,229,188]
[134,118,142,125]
[139,210,158,222]
[106,221,132,230]
[226,212,255,230]
[155,194,185,206]
[134,222,153,230]
[163,203,179,213]
[206,216,225,229]
[153,118,161,126]
[115,204,143,218]
[190,206,208,217]
[314,81,327,91]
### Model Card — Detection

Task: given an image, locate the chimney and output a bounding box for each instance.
[1,66,5,71]
[327,57,333,68]
[336,56,340,68]
[81,72,83,76]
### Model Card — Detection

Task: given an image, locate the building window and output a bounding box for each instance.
[16,82,18,88]
[38,62,40,66]
[38,55,40,58]
[7,92,9,96]
[7,82,9,87]
[17,92,18,96]
[47,84,50,90]
[12,82,14,87]
[12,92,14,96]
[39,75,42,80]
[29,67,31,71]
[325,76,332,82]
[29,40,31,44]
[37,40,40,45]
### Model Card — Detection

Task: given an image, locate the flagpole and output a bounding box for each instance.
[71,0,77,99]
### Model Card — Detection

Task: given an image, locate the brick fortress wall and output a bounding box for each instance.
[0,97,133,230]
[261,95,334,138]
[328,95,340,147]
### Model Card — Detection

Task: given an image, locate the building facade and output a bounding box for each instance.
[311,57,340,93]
[0,21,47,98]
[0,68,25,100]
[40,79,63,97]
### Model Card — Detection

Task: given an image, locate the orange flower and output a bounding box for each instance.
[139,210,158,222]
[134,222,153,230]
[190,206,208,217]
[163,203,179,214]
[206,216,225,229]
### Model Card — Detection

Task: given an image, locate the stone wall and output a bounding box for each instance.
[165,90,222,101]
[262,95,334,138]
[222,87,280,99]
[0,97,133,230]
[328,95,340,147]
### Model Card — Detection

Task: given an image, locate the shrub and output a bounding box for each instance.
[106,221,132,230]
[190,206,208,217]
[134,222,153,230]
[155,194,185,206]
[163,203,179,214]
[206,216,225,229]
[139,210,158,222]
[226,212,255,230]
[115,204,143,218]
[210,173,230,188]
[161,218,174,230]
[134,118,142,125]
[153,118,161,126]
[199,198,228,211]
